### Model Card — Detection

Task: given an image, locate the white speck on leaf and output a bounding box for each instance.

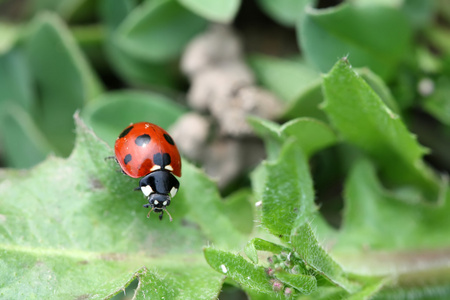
[220,264,228,273]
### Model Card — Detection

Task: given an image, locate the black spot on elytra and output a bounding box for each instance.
[153,153,171,168]
[124,154,132,165]
[164,133,174,145]
[119,126,133,138]
[135,134,151,146]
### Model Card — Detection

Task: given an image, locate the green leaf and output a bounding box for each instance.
[178,0,241,23]
[100,0,178,88]
[248,117,337,160]
[107,40,179,88]
[81,90,186,146]
[297,287,347,300]
[245,237,293,264]
[356,67,399,114]
[249,55,321,104]
[281,118,337,158]
[262,141,317,239]
[0,23,20,54]
[250,162,268,203]
[299,2,412,80]
[291,223,357,293]
[244,240,259,264]
[133,265,224,299]
[256,0,312,27]
[274,272,317,295]
[180,163,249,249]
[29,0,100,22]
[402,0,435,29]
[422,76,450,126]
[99,0,137,31]
[221,189,254,236]
[204,247,277,296]
[0,49,34,111]
[329,160,450,297]
[335,159,450,253]
[0,103,53,168]
[247,117,284,160]
[345,276,388,300]
[116,0,207,63]
[425,26,450,56]
[250,238,289,254]
[322,58,440,200]
[25,12,103,156]
[282,81,327,121]
[0,115,234,298]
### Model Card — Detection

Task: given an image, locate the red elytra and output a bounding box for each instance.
[114,122,182,178]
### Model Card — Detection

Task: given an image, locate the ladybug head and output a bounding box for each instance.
[139,170,179,222]
[145,193,172,221]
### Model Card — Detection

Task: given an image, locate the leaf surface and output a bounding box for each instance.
[0,116,240,299]
[25,13,103,155]
[178,0,241,23]
[116,0,207,62]
[322,58,440,199]
[299,3,411,79]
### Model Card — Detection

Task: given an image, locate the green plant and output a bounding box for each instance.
[1,0,450,299]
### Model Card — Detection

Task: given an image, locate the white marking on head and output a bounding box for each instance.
[220,264,227,273]
[170,187,178,198]
[165,165,174,172]
[150,165,161,172]
[163,200,168,206]
[154,200,159,205]
[141,185,153,197]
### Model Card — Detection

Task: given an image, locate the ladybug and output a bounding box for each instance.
[114,122,181,221]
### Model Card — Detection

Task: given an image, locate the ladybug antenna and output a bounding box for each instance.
[163,208,173,222]
[146,207,155,218]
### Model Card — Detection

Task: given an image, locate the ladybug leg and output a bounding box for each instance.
[134,187,141,191]
[104,156,118,163]
[159,212,164,220]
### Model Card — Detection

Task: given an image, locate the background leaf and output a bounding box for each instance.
[249,55,321,105]
[298,2,412,80]
[255,0,312,27]
[0,23,20,54]
[25,12,103,156]
[336,159,450,252]
[0,49,34,113]
[422,76,450,126]
[178,0,241,23]
[100,0,179,88]
[0,103,52,168]
[116,0,207,63]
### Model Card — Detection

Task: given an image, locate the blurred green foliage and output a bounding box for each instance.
[1,0,450,299]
